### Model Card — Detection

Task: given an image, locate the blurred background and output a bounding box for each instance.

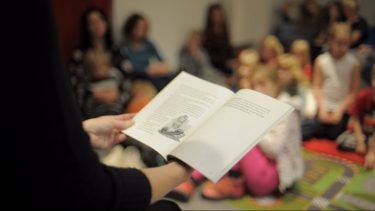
[52,0,375,210]
[53,0,375,67]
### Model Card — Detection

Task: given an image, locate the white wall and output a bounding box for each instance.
[112,0,375,69]
[112,0,219,69]
[222,0,274,47]
[358,0,375,26]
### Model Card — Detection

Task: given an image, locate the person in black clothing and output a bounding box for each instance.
[69,7,131,117]
[202,3,237,76]
[3,1,191,210]
[342,0,368,48]
[120,13,174,91]
[312,1,345,60]
[76,7,130,72]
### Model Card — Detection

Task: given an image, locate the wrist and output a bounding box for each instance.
[168,158,193,175]
[82,120,95,134]
[357,135,365,142]
[82,120,91,133]
[336,108,345,116]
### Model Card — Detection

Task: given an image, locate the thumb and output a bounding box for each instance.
[113,119,135,130]
[115,113,136,121]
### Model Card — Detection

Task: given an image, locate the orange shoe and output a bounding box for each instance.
[201,176,245,200]
[166,180,196,202]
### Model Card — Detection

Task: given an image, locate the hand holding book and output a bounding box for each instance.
[123,72,294,182]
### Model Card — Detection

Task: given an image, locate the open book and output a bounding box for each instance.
[123,72,294,182]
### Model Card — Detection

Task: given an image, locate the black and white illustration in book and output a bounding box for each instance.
[159,114,191,141]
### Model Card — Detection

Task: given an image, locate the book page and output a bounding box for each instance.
[123,72,233,159]
[169,89,294,182]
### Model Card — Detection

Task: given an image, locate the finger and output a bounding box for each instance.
[115,133,127,143]
[364,162,371,170]
[113,119,135,130]
[115,113,136,120]
[364,160,373,169]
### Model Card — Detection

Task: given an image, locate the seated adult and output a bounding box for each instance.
[69,7,131,115]
[342,0,369,48]
[120,13,174,91]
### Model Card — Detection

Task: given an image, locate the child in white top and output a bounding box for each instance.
[313,23,360,140]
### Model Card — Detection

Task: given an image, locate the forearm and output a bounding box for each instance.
[313,59,326,113]
[337,94,355,114]
[314,87,326,113]
[339,62,360,114]
[369,135,375,153]
[352,118,365,144]
[351,31,361,46]
[141,161,192,204]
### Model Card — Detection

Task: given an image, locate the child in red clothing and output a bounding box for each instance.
[337,65,375,169]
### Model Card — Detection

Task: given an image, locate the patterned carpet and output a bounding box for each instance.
[174,150,375,210]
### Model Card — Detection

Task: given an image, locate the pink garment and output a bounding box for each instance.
[191,146,279,196]
[191,171,204,182]
[304,64,312,81]
[239,146,279,196]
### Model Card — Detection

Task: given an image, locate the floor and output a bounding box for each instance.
[166,150,375,210]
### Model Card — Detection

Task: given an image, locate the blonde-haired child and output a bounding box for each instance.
[259,35,284,68]
[313,23,360,140]
[291,39,313,81]
[278,54,317,140]
[278,54,312,113]
[278,54,308,92]
[200,65,304,199]
[84,49,112,80]
[126,80,157,113]
[236,49,259,89]
[83,50,128,118]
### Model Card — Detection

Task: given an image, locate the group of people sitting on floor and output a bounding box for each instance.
[67,0,375,202]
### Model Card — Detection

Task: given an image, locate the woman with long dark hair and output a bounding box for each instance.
[202,3,237,77]
[120,13,172,91]
[312,1,345,60]
[70,7,131,119]
[80,7,112,51]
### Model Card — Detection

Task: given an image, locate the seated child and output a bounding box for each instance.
[277,54,309,103]
[199,65,304,200]
[126,80,157,113]
[235,49,259,90]
[168,66,304,201]
[259,35,284,68]
[290,39,313,81]
[337,65,375,169]
[179,30,226,86]
[277,54,317,140]
[313,23,360,140]
[83,49,128,118]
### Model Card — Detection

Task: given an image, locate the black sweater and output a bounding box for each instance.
[3,1,151,210]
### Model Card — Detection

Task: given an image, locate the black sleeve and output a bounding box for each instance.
[3,1,151,210]
[351,17,369,48]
